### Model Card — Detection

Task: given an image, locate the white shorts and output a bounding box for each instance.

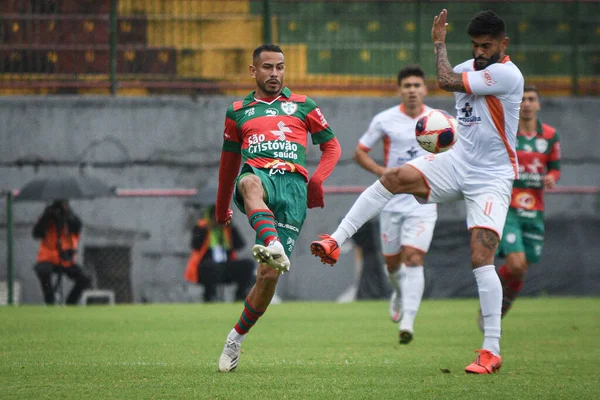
[407,150,513,238]
[379,209,438,256]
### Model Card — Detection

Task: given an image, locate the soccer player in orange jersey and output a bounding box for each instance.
[312,10,524,374]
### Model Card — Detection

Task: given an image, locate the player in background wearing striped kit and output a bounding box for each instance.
[216,44,341,372]
[311,10,524,374]
[478,85,561,330]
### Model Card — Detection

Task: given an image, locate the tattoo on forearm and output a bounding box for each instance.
[435,43,467,93]
[476,229,499,250]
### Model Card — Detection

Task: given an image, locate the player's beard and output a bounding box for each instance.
[258,79,283,96]
[473,52,501,71]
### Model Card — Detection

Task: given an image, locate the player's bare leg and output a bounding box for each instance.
[247,264,280,310]
[500,253,528,317]
[312,166,428,264]
[466,228,503,374]
[218,264,280,372]
[219,175,288,372]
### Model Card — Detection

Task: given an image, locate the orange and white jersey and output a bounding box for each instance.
[453,56,524,179]
[358,104,437,214]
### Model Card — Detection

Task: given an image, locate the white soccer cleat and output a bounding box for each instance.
[389,291,402,323]
[218,339,241,372]
[252,240,291,273]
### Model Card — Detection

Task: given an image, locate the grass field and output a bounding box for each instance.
[1,297,599,399]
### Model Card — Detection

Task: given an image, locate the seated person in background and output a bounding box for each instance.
[184,204,255,302]
[33,200,91,305]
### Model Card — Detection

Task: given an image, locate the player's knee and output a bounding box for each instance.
[470,248,495,268]
[508,261,528,280]
[403,250,425,266]
[384,254,402,272]
[381,166,425,196]
[238,175,263,197]
[385,262,400,273]
[381,168,408,194]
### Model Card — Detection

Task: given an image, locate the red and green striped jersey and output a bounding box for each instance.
[510,120,561,213]
[221,87,336,181]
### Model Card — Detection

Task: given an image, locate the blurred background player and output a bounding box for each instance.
[354,65,438,344]
[479,85,560,329]
[184,204,255,303]
[215,44,341,372]
[311,10,523,374]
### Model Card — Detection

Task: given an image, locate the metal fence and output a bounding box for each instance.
[1,0,599,96]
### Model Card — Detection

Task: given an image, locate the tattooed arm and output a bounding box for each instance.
[434,43,467,93]
[432,9,467,93]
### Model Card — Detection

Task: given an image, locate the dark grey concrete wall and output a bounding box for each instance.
[0,96,598,304]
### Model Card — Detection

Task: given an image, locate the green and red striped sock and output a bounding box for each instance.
[498,264,524,318]
[234,298,266,335]
[248,209,279,246]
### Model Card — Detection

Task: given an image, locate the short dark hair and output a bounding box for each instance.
[524,84,540,98]
[397,65,425,86]
[253,44,284,63]
[467,10,506,39]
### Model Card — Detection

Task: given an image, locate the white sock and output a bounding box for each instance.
[228,328,246,343]
[386,267,402,294]
[400,265,424,332]
[473,265,502,355]
[331,180,393,246]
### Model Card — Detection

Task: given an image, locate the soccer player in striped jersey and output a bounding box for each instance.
[311,10,523,374]
[478,85,560,329]
[216,44,341,372]
[354,65,438,344]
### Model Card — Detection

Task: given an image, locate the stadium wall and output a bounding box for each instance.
[0,96,599,304]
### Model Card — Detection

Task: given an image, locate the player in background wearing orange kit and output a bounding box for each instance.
[354,65,438,344]
[216,44,341,372]
[478,85,560,330]
[311,10,524,374]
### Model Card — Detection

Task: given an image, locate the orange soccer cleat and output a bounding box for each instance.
[310,234,340,266]
[465,349,502,374]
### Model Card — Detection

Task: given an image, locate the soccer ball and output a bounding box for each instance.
[415,109,459,153]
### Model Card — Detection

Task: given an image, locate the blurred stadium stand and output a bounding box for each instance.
[0,0,598,96]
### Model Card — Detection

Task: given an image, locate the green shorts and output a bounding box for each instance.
[497,208,545,263]
[233,164,307,257]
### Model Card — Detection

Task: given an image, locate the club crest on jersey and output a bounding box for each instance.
[535,139,548,153]
[281,101,298,116]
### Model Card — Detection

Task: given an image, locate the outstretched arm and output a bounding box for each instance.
[432,9,467,93]
[307,137,342,209]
